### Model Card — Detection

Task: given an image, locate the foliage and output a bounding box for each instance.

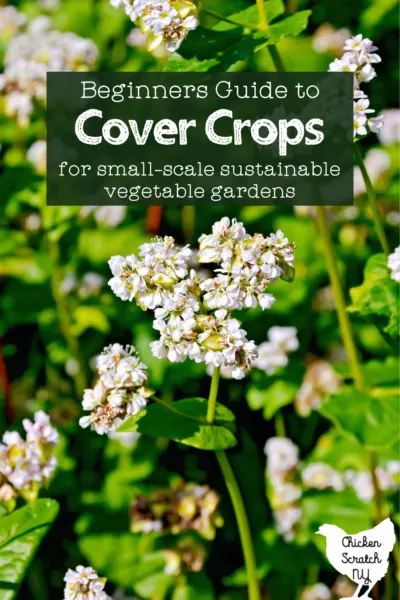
[0,0,398,599]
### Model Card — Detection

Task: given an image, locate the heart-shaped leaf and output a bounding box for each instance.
[0,499,59,600]
[118,398,236,451]
[319,386,400,450]
[349,253,400,340]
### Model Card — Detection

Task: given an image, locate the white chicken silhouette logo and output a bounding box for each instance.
[317,518,396,599]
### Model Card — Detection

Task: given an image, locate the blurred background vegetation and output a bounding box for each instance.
[0,0,399,599]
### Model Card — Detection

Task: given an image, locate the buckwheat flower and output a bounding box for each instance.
[80,206,127,228]
[295,360,341,417]
[254,326,299,375]
[265,437,299,475]
[300,583,331,600]
[78,273,106,299]
[110,0,198,53]
[108,237,192,309]
[0,6,26,41]
[64,566,110,600]
[274,506,302,542]
[164,538,206,575]
[332,577,357,599]
[388,246,400,283]
[377,109,400,146]
[329,34,382,139]
[80,344,153,434]
[1,19,98,126]
[23,410,59,446]
[328,56,357,74]
[27,140,46,175]
[198,217,249,266]
[302,463,344,492]
[312,25,351,57]
[131,481,223,540]
[368,115,383,133]
[0,412,58,504]
[271,481,302,508]
[353,113,367,137]
[344,470,373,502]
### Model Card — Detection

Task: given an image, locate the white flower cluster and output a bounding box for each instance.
[0,14,98,126]
[61,272,106,299]
[300,583,331,600]
[253,326,299,375]
[265,436,399,541]
[328,34,383,138]
[110,0,198,52]
[27,140,47,176]
[109,236,192,308]
[302,462,344,492]
[108,220,295,379]
[198,220,295,311]
[0,411,58,508]
[344,461,400,502]
[64,566,110,600]
[264,437,302,541]
[80,344,153,434]
[80,206,127,228]
[295,359,341,417]
[0,6,26,40]
[388,246,400,283]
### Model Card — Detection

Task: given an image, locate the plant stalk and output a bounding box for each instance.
[48,239,87,398]
[208,367,260,600]
[182,205,196,245]
[206,365,220,422]
[216,450,261,600]
[315,207,367,393]
[255,0,268,29]
[268,44,287,72]
[355,144,390,255]
[316,207,384,590]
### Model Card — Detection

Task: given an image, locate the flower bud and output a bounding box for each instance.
[202,334,225,351]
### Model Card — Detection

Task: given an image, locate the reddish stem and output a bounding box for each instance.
[0,341,13,422]
[146,206,163,235]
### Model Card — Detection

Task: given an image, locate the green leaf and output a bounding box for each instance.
[267,11,312,43]
[334,356,400,388]
[164,57,219,72]
[119,398,237,451]
[179,27,244,60]
[302,490,373,536]
[78,224,149,265]
[262,381,298,419]
[0,499,59,600]
[349,253,400,339]
[71,306,110,336]
[215,0,285,30]
[320,386,400,450]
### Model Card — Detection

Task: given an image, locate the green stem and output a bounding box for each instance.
[315,207,367,393]
[207,367,260,600]
[255,0,288,73]
[181,205,196,245]
[206,366,220,422]
[216,450,261,600]
[355,144,390,255]
[203,8,261,31]
[368,449,384,524]
[274,411,286,437]
[255,0,268,29]
[48,239,87,398]
[268,45,287,72]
